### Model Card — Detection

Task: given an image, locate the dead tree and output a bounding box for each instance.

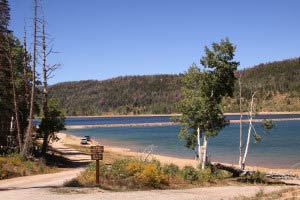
[40,9,60,156]
[5,34,22,151]
[22,0,38,156]
[22,25,30,114]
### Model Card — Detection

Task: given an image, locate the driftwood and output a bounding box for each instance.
[266,173,299,180]
[214,163,244,177]
[214,163,300,180]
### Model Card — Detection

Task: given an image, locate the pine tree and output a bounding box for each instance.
[0,0,14,152]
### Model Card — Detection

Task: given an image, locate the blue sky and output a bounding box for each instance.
[9,0,300,84]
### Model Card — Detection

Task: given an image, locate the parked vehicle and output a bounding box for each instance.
[80,137,88,144]
[84,136,91,141]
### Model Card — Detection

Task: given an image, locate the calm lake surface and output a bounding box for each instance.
[62,114,300,126]
[64,115,300,169]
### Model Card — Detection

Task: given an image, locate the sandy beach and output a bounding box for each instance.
[57,132,300,176]
[65,117,300,129]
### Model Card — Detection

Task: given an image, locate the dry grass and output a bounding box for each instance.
[234,187,300,200]
[0,153,60,180]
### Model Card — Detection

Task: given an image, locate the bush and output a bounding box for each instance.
[110,159,131,178]
[63,178,83,187]
[0,153,54,180]
[181,166,199,182]
[249,171,267,183]
[66,159,233,190]
[76,169,96,187]
[134,162,167,188]
[162,163,179,178]
[213,169,233,179]
[238,171,267,184]
[88,161,108,174]
[197,168,211,182]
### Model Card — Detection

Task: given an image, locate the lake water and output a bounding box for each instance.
[61,114,300,126]
[64,115,300,169]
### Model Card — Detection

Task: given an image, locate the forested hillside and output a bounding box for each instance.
[49,58,300,115]
[49,75,181,115]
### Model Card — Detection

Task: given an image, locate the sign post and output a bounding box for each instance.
[91,145,104,185]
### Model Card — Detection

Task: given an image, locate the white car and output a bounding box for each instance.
[80,137,88,144]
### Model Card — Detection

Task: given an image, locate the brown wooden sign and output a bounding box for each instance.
[91,145,104,160]
[91,145,104,185]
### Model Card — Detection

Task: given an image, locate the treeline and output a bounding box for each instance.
[49,58,300,116]
[227,58,300,112]
[49,75,182,115]
[0,0,64,155]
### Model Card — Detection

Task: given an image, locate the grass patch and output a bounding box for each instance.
[234,187,300,200]
[238,171,268,184]
[0,153,59,180]
[51,188,98,194]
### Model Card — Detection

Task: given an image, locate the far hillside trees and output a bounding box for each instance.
[48,58,300,116]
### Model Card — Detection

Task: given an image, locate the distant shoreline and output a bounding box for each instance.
[65,111,300,118]
[66,117,300,129]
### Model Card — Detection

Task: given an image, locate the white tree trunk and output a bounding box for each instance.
[10,116,14,132]
[197,127,202,162]
[238,77,243,168]
[241,92,256,170]
[201,135,208,170]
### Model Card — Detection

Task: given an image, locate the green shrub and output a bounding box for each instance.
[181,166,199,182]
[239,171,267,184]
[197,168,211,182]
[249,171,267,183]
[162,163,179,178]
[111,159,131,178]
[88,162,108,174]
[213,169,233,179]
[63,178,83,187]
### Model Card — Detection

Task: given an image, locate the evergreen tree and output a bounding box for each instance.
[0,0,14,152]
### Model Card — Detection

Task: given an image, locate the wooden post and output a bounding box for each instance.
[96,160,99,185]
[91,145,104,185]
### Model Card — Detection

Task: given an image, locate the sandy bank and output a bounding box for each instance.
[58,132,300,175]
[66,118,300,129]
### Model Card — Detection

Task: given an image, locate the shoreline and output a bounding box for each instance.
[58,132,300,175]
[65,117,300,129]
[64,111,300,118]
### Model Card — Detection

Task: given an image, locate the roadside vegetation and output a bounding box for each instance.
[64,159,233,190]
[0,153,61,180]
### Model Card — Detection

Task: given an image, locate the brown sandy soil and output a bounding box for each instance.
[234,186,300,199]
